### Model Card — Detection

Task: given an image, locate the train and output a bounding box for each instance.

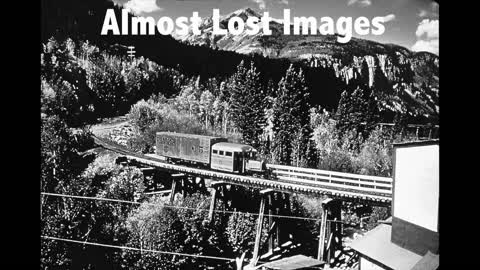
[155,132,267,175]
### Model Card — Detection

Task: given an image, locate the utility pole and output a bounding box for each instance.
[127,46,136,62]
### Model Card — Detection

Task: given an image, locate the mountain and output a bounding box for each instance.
[173,8,439,121]
[41,1,438,123]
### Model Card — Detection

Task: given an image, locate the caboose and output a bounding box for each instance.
[155,132,266,174]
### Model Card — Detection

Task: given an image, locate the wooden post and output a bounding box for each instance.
[333,201,342,259]
[208,187,217,223]
[268,193,274,253]
[169,178,177,204]
[252,195,266,266]
[281,193,290,244]
[326,230,333,264]
[236,252,246,270]
[317,204,328,261]
[169,174,184,204]
[317,198,332,261]
[275,193,281,246]
[197,177,206,190]
[251,189,272,266]
[326,200,342,264]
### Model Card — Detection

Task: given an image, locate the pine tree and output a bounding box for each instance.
[199,90,214,130]
[271,64,312,166]
[229,61,267,149]
[336,86,379,143]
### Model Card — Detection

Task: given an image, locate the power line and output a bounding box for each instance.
[41,235,326,269]
[41,192,347,223]
[41,235,233,261]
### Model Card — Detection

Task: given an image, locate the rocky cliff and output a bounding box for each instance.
[173,8,439,121]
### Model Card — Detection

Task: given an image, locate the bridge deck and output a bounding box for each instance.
[93,136,392,205]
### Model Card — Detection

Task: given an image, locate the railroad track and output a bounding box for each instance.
[92,136,392,205]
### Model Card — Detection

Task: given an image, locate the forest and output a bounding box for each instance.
[41,35,410,270]
[42,0,439,120]
[41,0,436,268]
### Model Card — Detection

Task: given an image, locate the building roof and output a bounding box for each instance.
[212,142,256,152]
[254,255,324,270]
[350,224,423,270]
[393,139,439,148]
[411,251,439,270]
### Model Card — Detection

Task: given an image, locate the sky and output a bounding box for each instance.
[112,0,439,55]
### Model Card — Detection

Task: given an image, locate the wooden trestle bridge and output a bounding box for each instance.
[93,135,393,267]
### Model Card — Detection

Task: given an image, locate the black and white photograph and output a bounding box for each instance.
[40,0,439,269]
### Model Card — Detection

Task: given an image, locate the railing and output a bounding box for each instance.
[93,136,392,203]
[268,164,392,197]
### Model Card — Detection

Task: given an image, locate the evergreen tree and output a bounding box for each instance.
[393,110,410,140]
[229,61,267,149]
[336,86,380,144]
[199,90,214,130]
[271,64,312,166]
[89,58,126,117]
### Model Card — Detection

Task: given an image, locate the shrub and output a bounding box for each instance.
[127,98,207,153]
[128,99,162,133]
[123,194,228,270]
[353,127,393,177]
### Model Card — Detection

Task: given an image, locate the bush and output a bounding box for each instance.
[127,98,207,153]
[123,194,228,270]
[288,194,325,256]
[128,99,162,133]
[226,212,264,258]
[41,133,145,269]
[354,127,393,177]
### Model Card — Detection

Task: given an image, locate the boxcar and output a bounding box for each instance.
[156,132,227,164]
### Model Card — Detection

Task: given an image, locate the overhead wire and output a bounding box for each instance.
[41,193,349,269]
[41,192,347,223]
[41,236,326,269]
[41,235,234,261]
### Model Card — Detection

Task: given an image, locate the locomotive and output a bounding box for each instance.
[155,132,267,175]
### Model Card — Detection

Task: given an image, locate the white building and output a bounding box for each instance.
[350,140,439,270]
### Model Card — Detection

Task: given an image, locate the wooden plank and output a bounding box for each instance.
[260,188,274,194]
[209,181,228,188]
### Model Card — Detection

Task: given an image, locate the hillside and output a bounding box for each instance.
[174,8,439,120]
[41,0,438,123]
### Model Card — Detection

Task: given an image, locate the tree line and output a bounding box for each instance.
[40,36,401,269]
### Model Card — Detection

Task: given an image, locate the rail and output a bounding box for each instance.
[267,164,392,197]
[93,136,392,204]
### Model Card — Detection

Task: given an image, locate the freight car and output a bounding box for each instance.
[156,132,267,175]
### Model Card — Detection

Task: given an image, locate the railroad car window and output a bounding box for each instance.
[213,150,218,154]
[226,151,232,157]
[219,151,224,155]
